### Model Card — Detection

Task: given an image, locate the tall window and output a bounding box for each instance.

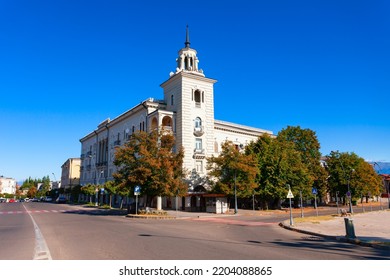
[194,117,202,128]
[171,95,174,106]
[194,90,201,107]
[196,160,203,173]
[195,138,202,151]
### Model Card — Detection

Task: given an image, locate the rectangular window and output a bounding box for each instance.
[196,160,203,173]
[195,138,202,151]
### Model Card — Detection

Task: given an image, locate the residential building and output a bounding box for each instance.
[0,176,17,194]
[79,27,273,211]
[60,158,81,191]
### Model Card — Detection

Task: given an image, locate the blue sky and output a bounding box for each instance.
[1,0,389,182]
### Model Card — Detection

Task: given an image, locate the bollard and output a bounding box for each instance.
[344,218,356,239]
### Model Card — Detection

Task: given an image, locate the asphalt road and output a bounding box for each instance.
[1,202,389,260]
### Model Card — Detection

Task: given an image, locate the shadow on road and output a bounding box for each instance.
[62,207,127,216]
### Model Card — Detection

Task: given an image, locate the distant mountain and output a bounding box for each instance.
[370,162,390,174]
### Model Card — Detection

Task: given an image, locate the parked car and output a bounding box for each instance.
[44,197,53,202]
[8,199,16,203]
[31,198,40,202]
[56,196,67,204]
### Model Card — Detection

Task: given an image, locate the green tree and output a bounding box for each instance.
[326,151,382,204]
[206,141,258,199]
[246,134,311,209]
[103,180,119,208]
[277,126,326,202]
[81,184,97,203]
[113,130,187,206]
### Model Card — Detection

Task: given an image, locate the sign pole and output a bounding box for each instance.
[312,187,318,216]
[289,196,293,226]
[134,185,141,215]
[286,184,294,226]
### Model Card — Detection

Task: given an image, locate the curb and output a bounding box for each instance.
[126,214,176,220]
[278,221,390,251]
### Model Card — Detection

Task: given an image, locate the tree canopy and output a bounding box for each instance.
[113,130,187,204]
[325,151,382,202]
[206,141,258,197]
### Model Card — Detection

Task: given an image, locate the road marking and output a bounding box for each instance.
[22,204,53,260]
[0,209,67,215]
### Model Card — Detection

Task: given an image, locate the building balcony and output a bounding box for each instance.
[193,126,204,136]
[193,148,206,159]
[96,161,108,167]
[161,126,173,135]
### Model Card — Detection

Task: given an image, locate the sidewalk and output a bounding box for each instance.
[81,203,390,250]
[164,207,390,250]
[279,210,390,250]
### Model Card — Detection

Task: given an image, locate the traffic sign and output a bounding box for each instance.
[134,186,141,196]
[287,189,294,199]
[312,187,318,195]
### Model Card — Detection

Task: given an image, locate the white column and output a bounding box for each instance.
[180,55,185,70]
[157,196,162,210]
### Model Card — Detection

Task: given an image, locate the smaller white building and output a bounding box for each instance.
[0,176,17,195]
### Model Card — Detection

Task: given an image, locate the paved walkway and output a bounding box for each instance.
[77,204,390,249]
[164,208,390,250]
[279,210,390,249]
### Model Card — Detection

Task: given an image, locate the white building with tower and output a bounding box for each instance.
[79,27,273,211]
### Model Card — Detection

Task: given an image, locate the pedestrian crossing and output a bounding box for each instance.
[0,209,67,215]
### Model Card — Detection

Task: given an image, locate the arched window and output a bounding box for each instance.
[151,117,158,130]
[162,116,173,132]
[194,117,202,128]
[214,140,219,153]
[162,116,172,127]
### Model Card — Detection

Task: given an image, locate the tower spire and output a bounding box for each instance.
[184,25,190,48]
[170,25,204,77]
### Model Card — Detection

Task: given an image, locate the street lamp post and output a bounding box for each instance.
[337,154,354,214]
[234,170,238,214]
[300,190,304,218]
[52,172,56,181]
[232,144,245,215]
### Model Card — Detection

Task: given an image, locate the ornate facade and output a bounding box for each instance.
[79,28,273,210]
